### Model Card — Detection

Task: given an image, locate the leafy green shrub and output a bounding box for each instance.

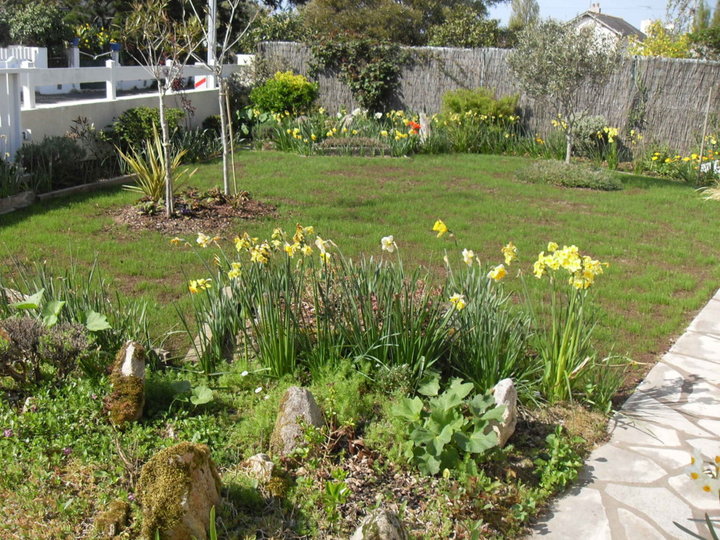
[534,426,584,492]
[0,261,152,358]
[0,317,94,386]
[515,160,623,191]
[441,87,519,119]
[15,136,86,192]
[201,115,222,135]
[0,157,26,198]
[570,115,607,159]
[172,128,223,163]
[250,71,318,114]
[428,7,500,48]
[391,377,505,475]
[7,1,72,49]
[309,38,410,111]
[0,317,44,386]
[237,10,305,54]
[112,107,185,150]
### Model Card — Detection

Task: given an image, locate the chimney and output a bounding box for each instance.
[590,3,601,13]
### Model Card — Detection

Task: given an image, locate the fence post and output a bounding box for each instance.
[106,59,117,100]
[20,60,35,109]
[0,65,23,162]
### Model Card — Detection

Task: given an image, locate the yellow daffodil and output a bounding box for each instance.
[487,264,507,282]
[227,262,242,279]
[284,242,300,257]
[319,251,331,262]
[502,242,517,265]
[449,293,466,310]
[301,245,313,257]
[462,248,475,266]
[381,235,397,253]
[234,233,251,252]
[547,241,558,252]
[533,258,546,279]
[188,278,212,294]
[170,236,183,246]
[432,219,448,238]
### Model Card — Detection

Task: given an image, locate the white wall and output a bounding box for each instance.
[21,88,222,139]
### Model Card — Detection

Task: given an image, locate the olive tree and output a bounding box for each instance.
[507,19,621,164]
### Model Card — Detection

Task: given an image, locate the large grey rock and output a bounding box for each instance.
[137,442,222,540]
[491,378,517,447]
[242,453,275,483]
[270,386,324,456]
[350,509,409,540]
[107,341,146,426]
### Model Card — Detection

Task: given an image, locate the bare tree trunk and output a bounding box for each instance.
[159,87,174,217]
[218,77,230,195]
[565,131,573,164]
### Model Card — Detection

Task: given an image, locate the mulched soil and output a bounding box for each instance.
[112,188,277,236]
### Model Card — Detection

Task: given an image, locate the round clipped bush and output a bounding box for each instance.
[441,87,519,119]
[112,107,185,150]
[249,71,318,114]
[515,160,623,191]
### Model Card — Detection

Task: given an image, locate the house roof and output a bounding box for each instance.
[571,11,645,39]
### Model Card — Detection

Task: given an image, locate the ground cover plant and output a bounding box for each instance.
[1,151,720,537]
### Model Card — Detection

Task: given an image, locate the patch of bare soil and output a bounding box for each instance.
[111,188,277,236]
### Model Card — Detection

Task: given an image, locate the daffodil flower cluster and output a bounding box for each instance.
[597,126,619,144]
[232,224,325,268]
[533,242,606,289]
[449,293,466,310]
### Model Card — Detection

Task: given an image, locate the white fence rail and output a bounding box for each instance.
[0,55,255,161]
[19,60,252,109]
[0,46,47,67]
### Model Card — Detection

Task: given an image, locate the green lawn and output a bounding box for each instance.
[1,151,717,367]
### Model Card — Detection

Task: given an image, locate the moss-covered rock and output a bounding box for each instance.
[106,341,146,427]
[136,442,222,540]
[92,499,130,539]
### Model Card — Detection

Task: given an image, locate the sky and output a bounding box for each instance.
[488,1,666,30]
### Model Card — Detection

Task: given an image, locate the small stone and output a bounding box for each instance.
[137,442,222,540]
[242,453,275,483]
[491,378,517,447]
[269,386,324,456]
[350,509,409,540]
[106,341,146,427]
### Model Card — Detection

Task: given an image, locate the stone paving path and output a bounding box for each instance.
[531,289,720,539]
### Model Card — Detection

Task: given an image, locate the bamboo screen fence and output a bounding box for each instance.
[258,42,720,152]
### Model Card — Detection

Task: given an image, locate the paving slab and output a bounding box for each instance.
[530,289,720,539]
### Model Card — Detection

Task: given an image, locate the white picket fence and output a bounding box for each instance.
[0,46,47,67]
[0,55,254,161]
